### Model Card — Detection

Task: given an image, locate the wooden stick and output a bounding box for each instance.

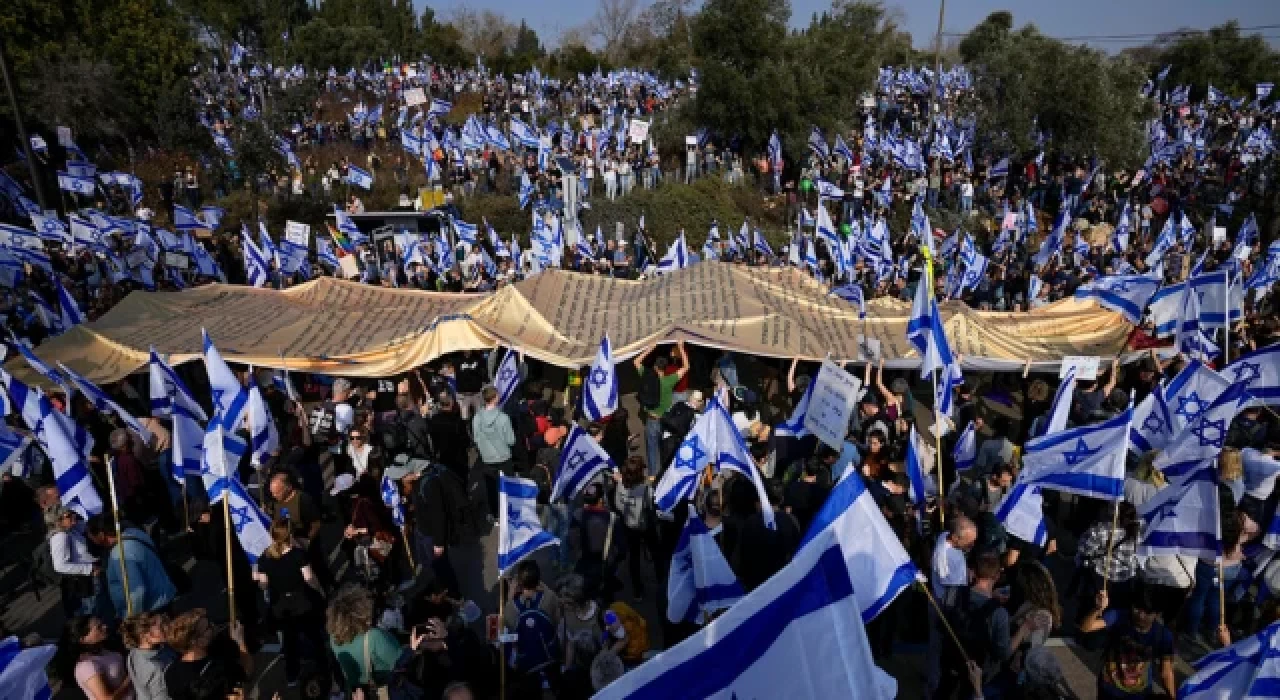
[1218,558,1227,628]
[104,457,133,616]
[181,482,189,532]
[1101,499,1121,595]
[402,525,416,571]
[222,487,237,629]
[921,582,970,665]
[931,368,946,529]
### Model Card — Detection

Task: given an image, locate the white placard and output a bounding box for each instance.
[856,336,881,362]
[804,359,863,450]
[285,221,311,247]
[126,249,150,269]
[404,87,427,106]
[163,252,189,269]
[1059,355,1099,381]
[338,255,360,279]
[1212,226,1227,243]
[57,126,74,148]
[628,119,650,144]
[684,135,698,146]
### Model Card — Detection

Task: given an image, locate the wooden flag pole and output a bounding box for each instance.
[1218,558,1227,629]
[931,367,947,529]
[402,525,415,571]
[222,486,237,629]
[920,582,969,665]
[104,457,133,616]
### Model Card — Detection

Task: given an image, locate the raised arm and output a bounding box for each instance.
[674,341,690,380]
[875,358,899,408]
[787,357,799,394]
[1102,358,1118,397]
[633,343,654,371]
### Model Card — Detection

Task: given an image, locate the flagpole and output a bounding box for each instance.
[222,486,238,630]
[104,457,134,616]
[1217,558,1227,629]
[920,582,969,665]
[931,367,946,529]
[402,525,415,571]
[1101,498,1121,595]
[1223,272,1230,365]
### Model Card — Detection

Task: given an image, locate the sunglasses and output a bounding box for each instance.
[350,434,364,440]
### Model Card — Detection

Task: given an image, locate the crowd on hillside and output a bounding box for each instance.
[0,51,1279,700]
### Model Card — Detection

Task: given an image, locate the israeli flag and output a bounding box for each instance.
[1129,384,1175,454]
[204,459,272,563]
[808,126,830,159]
[381,474,405,527]
[316,237,340,269]
[1019,407,1133,501]
[29,214,70,244]
[1033,211,1068,267]
[906,270,956,378]
[241,229,270,287]
[1073,274,1161,324]
[1111,202,1131,252]
[1155,382,1252,478]
[150,349,206,479]
[1225,343,1280,407]
[58,172,96,196]
[668,503,744,624]
[551,424,618,502]
[579,335,619,421]
[199,206,225,229]
[1040,368,1076,437]
[517,171,534,209]
[202,329,249,433]
[28,291,64,335]
[1175,283,1219,363]
[752,229,774,259]
[0,426,32,477]
[428,97,452,117]
[1260,83,1275,101]
[817,179,844,200]
[229,42,247,65]
[173,205,206,231]
[1139,465,1221,560]
[989,157,1010,179]
[0,636,57,700]
[831,284,865,317]
[903,427,934,531]
[345,165,374,190]
[258,223,280,269]
[995,483,1049,549]
[53,278,86,329]
[768,130,783,167]
[953,420,977,472]
[1180,621,1280,699]
[657,232,690,273]
[247,375,278,467]
[497,474,559,575]
[485,124,510,151]
[1167,359,1229,433]
[0,369,103,518]
[10,338,69,390]
[453,218,478,247]
[1145,217,1177,267]
[600,477,900,700]
[58,364,152,444]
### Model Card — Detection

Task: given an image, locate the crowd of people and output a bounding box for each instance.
[0,42,1278,700]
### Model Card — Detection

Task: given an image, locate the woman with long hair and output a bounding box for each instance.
[327,585,425,694]
[253,518,327,687]
[610,456,654,600]
[53,615,134,700]
[122,612,176,700]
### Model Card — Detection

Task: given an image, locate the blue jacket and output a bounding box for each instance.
[105,527,177,617]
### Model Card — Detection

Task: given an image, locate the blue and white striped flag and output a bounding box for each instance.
[58,363,152,444]
[173,205,207,231]
[831,284,865,317]
[1180,621,1280,699]
[768,130,783,168]
[1175,283,1220,363]
[0,369,102,518]
[381,474,405,527]
[807,126,829,159]
[668,503,744,625]
[657,232,690,273]
[150,349,206,479]
[989,157,1010,179]
[241,229,270,287]
[1165,359,1229,432]
[1225,343,1280,407]
[202,329,249,434]
[995,483,1049,549]
[247,376,279,467]
[903,427,934,532]
[1072,274,1161,324]
[345,165,374,190]
[10,338,69,390]
[906,269,956,378]
[497,474,559,575]
[491,348,522,407]
[54,277,86,328]
[316,237,340,269]
[1129,384,1175,455]
[551,424,617,503]
[581,335,618,421]
[1138,466,1221,559]
[1019,407,1133,501]
[428,98,452,118]
[29,214,70,244]
[1155,381,1252,479]
[1040,368,1076,437]
[0,426,32,477]
[753,228,774,259]
[203,440,272,563]
[0,636,57,700]
[954,420,977,472]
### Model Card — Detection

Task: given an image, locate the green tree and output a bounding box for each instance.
[1144,22,1280,101]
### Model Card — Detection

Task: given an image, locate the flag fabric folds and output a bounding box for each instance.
[1138,466,1221,559]
[0,636,57,700]
[1225,343,1280,407]
[202,330,249,433]
[995,483,1049,549]
[1072,274,1161,324]
[656,232,689,273]
[345,165,374,190]
[58,363,152,444]
[150,349,206,479]
[581,335,618,421]
[953,420,977,472]
[492,348,522,406]
[381,474,405,527]
[247,375,279,467]
[1179,621,1280,699]
[667,503,744,624]
[1019,408,1133,501]
[1040,367,1076,437]
[1129,384,1175,454]
[498,474,559,575]
[551,424,617,502]
[1155,382,1252,479]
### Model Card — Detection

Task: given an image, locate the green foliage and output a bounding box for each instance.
[1142,22,1280,102]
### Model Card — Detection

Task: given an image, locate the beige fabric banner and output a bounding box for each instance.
[7,266,1134,386]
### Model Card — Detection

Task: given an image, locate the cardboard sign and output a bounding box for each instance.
[856,336,881,362]
[684,135,698,146]
[164,252,189,269]
[337,254,360,279]
[57,126,74,148]
[1059,355,1099,381]
[1212,226,1227,243]
[404,87,427,106]
[628,119,650,144]
[804,359,863,450]
[285,221,311,247]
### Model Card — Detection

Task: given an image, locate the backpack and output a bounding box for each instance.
[512,591,560,673]
[32,533,63,588]
[637,369,661,411]
[381,414,410,457]
[606,602,649,662]
[123,535,194,595]
[941,586,1002,668]
[420,465,485,544]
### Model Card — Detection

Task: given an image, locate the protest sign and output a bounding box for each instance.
[1212,226,1227,243]
[804,359,863,450]
[164,252,189,269]
[404,87,427,106]
[57,126,74,148]
[628,120,651,144]
[285,221,311,247]
[1059,356,1099,380]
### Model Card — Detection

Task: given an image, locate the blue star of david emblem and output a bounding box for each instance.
[228,504,252,533]
[1231,361,1262,388]
[41,219,59,234]
[1161,505,1177,519]
[675,437,707,471]
[498,366,516,383]
[566,449,587,472]
[590,367,610,389]
[1107,280,1132,294]
[1062,438,1099,466]
[1142,412,1165,434]
[1193,418,1226,449]
[507,504,535,532]
[1175,392,1207,422]
[1196,289,1207,306]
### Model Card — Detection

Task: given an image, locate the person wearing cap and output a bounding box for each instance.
[47,505,104,618]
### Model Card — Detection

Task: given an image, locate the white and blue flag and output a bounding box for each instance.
[202,330,249,434]
[668,503,744,625]
[582,335,618,421]
[1224,341,1280,407]
[953,420,977,472]
[995,483,1049,549]
[381,474,405,527]
[57,172,96,196]
[345,165,374,190]
[203,431,272,564]
[1073,274,1161,324]
[492,348,522,407]
[903,427,934,532]
[1019,408,1133,501]
[1155,381,1252,479]
[241,229,270,287]
[1180,621,1280,699]
[497,474,559,575]
[58,363,152,444]
[0,426,32,477]
[551,424,617,503]
[1175,282,1220,363]
[657,232,690,273]
[173,205,207,231]
[906,269,956,378]
[246,375,279,467]
[54,278,87,329]
[0,636,57,700]
[1040,368,1076,437]
[150,348,207,479]
[1165,359,1229,432]
[1138,466,1221,559]
[831,284,865,317]
[1129,384,1175,455]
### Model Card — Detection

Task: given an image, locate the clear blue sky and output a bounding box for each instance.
[418,0,1278,51]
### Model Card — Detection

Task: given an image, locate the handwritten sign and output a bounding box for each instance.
[403,87,427,106]
[804,359,863,450]
[285,221,311,247]
[628,119,650,144]
[1059,355,1099,381]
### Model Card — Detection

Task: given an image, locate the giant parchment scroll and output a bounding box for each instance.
[7,266,1134,386]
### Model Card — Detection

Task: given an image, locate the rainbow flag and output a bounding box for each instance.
[327,224,356,255]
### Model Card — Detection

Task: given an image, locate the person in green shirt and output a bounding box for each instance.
[326,585,427,692]
[633,340,689,476]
